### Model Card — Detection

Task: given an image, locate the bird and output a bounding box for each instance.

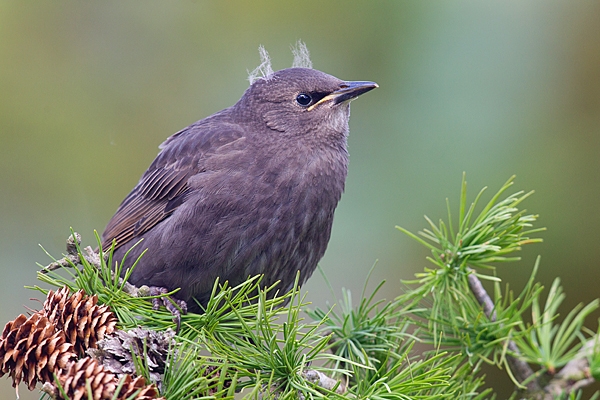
[101,61,377,315]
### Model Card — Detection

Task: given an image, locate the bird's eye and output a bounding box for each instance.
[296,93,312,106]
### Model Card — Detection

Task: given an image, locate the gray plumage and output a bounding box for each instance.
[101,67,377,311]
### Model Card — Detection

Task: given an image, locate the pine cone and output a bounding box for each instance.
[205,364,233,395]
[88,327,176,388]
[45,357,163,400]
[0,313,76,390]
[118,374,164,400]
[43,287,118,355]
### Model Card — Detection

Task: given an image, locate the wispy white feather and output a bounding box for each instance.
[247,45,274,84]
[291,40,312,69]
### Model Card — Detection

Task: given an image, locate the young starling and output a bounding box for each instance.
[101,53,377,314]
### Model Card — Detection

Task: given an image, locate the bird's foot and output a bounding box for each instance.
[148,286,188,331]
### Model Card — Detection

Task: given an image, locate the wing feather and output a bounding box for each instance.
[101,122,245,250]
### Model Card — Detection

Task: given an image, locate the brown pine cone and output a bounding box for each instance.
[0,313,76,390]
[117,374,164,400]
[43,287,118,355]
[45,357,164,400]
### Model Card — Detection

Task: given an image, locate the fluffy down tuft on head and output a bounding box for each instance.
[291,40,312,69]
[248,42,314,84]
[248,45,274,84]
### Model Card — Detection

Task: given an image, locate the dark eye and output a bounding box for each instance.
[296,93,312,106]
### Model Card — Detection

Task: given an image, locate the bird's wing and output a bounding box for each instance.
[101,121,246,250]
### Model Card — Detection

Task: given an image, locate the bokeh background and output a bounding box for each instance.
[1,1,599,398]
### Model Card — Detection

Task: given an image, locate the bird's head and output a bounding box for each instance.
[237,68,377,138]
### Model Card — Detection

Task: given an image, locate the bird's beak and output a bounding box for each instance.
[308,81,378,111]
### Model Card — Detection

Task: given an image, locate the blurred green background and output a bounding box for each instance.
[1,1,599,398]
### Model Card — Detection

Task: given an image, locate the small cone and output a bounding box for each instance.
[88,327,176,388]
[117,374,164,400]
[43,287,118,355]
[0,313,76,390]
[47,357,164,400]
